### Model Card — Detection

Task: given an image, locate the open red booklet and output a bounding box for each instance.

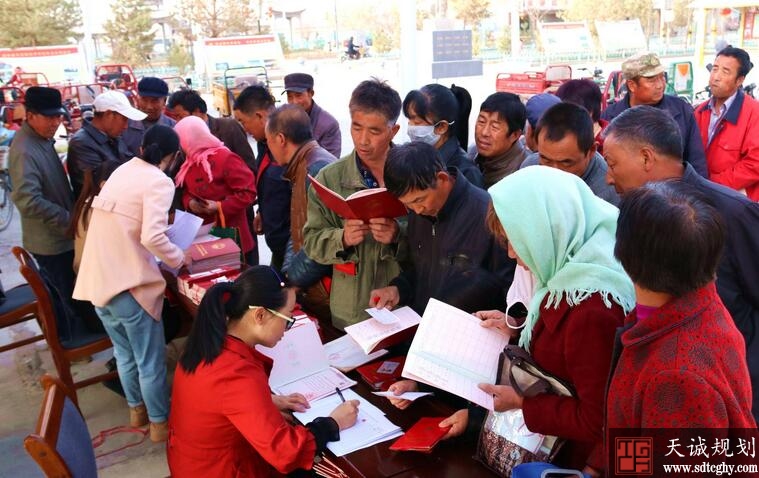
[389,417,451,453]
[308,174,407,222]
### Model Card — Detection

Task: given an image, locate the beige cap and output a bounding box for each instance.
[621,52,666,80]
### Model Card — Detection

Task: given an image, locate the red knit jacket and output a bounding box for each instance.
[607,283,755,430]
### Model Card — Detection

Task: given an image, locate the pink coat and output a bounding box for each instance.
[74,158,184,320]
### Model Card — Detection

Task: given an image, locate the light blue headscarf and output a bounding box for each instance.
[489,166,635,349]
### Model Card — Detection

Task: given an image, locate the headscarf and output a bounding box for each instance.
[488,166,635,350]
[173,116,227,187]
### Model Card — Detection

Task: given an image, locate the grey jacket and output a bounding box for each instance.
[121,113,177,157]
[310,102,342,158]
[9,122,74,255]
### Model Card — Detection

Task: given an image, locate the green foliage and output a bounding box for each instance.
[560,0,654,36]
[104,0,155,66]
[341,3,400,54]
[498,26,511,55]
[178,0,256,38]
[0,0,83,47]
[167,43,194,74]
[450,0,491,29]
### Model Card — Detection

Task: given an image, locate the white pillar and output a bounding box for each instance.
[400,0,417,95]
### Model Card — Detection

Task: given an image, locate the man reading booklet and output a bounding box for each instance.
[303,79,406,329]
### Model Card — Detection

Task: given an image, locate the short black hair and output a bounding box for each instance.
[535,102,594,154]
[167,89,207,114]
[384,141,444,198]
[556,79,603,122]
[717,46,754,78]
[233,85,275,114]
[266,103,313,145]
[615,180,725,297]
[402,84,472,149]
[479,92,525,135]
[349,78,401,124]
[141,124,180,165]
[603,105,683,162]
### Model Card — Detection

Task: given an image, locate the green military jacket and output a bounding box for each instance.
[303,151,406,330]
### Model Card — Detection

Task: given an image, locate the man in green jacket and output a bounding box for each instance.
[303,79,404,329]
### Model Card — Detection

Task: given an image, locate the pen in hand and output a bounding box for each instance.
[335,387,346,403]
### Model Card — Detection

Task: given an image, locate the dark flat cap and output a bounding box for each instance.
[24,87,66,116]
[137,77,169,97]
[283,73,314,93]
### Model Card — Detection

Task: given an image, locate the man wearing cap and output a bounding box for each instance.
[695,46,759,200]
[8,87,78,316]
[67,90,146,198]
[283,73,342,157]
[601,51,708,177]
[167,89,256,172]
[523,92,560,152]
[121,77,176,157]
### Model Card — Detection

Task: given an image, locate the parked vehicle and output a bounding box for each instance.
[495,64,572,98]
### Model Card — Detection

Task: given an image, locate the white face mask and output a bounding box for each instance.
[408,123,441,146]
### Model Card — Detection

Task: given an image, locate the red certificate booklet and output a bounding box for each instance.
[389,417,451,453]
[308,174,407,222]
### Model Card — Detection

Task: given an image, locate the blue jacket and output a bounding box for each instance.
[602,93,708,177]
[256,142,291,255]
[121,114,177,158]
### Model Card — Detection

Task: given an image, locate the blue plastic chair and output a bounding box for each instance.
[512,462,590,478]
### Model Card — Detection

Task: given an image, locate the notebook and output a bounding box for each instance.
[323,334,388,372]
[389,417,450,453]
[344,306,422,354]
[402,298,509,410]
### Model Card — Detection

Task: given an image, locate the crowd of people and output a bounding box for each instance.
[6,46,759,476]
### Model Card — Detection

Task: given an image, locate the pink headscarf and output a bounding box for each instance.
[173,116,228,187]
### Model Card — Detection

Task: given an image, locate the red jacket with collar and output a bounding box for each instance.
[180,148,257,252]
[696,89,759,200]
[167,336,317,477]
[521,294,625,470]
[607,283,755,431]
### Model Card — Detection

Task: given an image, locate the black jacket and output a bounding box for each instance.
[390,169,515,314]
[437,136,483,189]
[67,120,130,199]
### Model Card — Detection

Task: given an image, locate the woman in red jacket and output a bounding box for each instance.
[174,115,257,264]
[168,266,359,477]
[609,181,755,431]
[440,166,635,475]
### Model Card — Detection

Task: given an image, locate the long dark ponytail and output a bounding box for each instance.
[180,266,290,373]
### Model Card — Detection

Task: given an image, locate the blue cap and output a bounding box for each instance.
[526,93,561,129]
[137,77,169,97]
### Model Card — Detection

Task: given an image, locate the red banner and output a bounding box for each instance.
[0,46,78,58]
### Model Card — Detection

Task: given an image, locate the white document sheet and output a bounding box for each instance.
[371,391,433,401]
[257,320,356,402]
[323,334,388,372]
[166,210,203,250]
[402,298,509,410]
[293,389,403,457]
[344,306,421,354]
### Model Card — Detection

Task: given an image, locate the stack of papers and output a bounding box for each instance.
[257,320,356,402]
[323,334,388,372]
[293,388,403,457]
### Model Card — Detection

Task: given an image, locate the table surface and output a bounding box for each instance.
[168,280,499,478]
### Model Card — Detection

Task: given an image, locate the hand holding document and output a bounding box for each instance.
[402,299,509,410]
[372,391,432,401]
[323,334,388,372]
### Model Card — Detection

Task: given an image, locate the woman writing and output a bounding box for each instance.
[441,166,635,474]
[74,125,188,441]
[168,266,359,477]
[174,115,257,264]
[402,84,483,188]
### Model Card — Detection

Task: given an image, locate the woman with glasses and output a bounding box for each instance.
[168,266,360,477]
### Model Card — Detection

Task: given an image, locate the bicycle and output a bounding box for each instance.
[0,146,14,232]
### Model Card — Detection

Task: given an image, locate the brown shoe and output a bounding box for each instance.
[129,405,148,427]
[150,421,169,442]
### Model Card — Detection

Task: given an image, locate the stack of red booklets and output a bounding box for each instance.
[178,266,241,305]
[389,417,451,453]
[187,238,241,274]
[356,356,406,391]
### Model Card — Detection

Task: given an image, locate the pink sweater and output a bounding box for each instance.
[74,158,184,320]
